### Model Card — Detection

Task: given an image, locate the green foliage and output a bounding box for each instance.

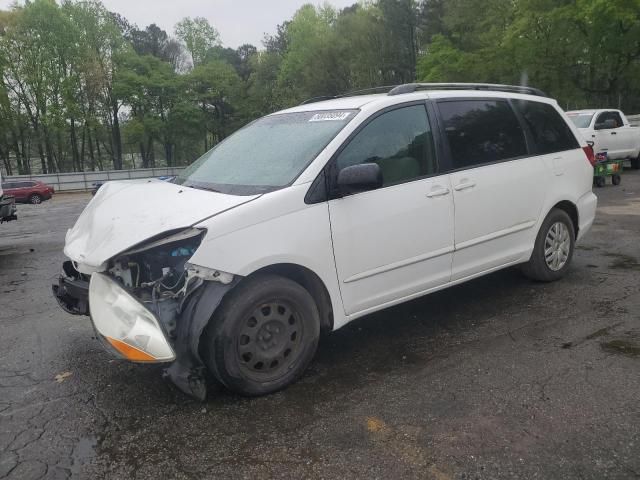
[1,0,639,175]
[174,16,221,67]
[417,0,640,109]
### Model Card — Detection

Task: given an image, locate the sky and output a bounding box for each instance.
[0,0,359,48]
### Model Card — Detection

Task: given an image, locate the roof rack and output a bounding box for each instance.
[387,83,548,97]
[300,85,395,105]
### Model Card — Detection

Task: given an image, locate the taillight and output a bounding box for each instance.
[583,145,595,166]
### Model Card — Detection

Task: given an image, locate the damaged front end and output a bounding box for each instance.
[53,228,238,400]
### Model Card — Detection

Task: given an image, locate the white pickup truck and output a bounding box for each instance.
[567,109,640,169]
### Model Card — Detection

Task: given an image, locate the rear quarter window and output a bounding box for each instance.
[513,100,579,155]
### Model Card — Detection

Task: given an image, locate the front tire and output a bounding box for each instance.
[630,156,639,170]
[202,274,320,396]
[522,208,575,282]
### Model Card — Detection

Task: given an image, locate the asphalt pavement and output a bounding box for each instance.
[1,172,639,479]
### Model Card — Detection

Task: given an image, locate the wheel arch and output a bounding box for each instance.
[243,263,334,333]
[550,200,579,237]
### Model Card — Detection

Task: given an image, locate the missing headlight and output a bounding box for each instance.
[106,228,206,338]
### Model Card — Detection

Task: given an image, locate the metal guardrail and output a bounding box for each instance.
[4,167,185,192]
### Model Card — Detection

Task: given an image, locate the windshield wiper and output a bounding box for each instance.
[184,183,222,194]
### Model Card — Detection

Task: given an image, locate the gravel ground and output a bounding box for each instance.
[1,172,639,480]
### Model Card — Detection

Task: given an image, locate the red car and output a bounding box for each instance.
[1,180,54,204]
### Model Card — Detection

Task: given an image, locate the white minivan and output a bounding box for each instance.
[53,83,598,399]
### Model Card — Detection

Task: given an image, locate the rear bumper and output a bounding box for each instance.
[577,191,598,241]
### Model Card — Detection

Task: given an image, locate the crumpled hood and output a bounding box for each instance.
[64,179,259,270]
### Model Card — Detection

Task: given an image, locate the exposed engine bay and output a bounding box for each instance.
[107,228,206,339]
[53,227,238,400]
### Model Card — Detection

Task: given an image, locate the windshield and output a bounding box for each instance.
[567,113,594,129]
[176,110,358,195]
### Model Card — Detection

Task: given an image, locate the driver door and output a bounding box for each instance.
[328,103,454,316]
[594,111,623,158]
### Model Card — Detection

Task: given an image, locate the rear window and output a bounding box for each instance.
[514,100,580,155]
[438,99,527,169]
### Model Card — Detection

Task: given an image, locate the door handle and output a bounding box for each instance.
[453,181,476,191]
[611,131,617,135]
[426,187,450,198]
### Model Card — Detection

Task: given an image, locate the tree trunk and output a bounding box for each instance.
[95,133,104,170]
[111,99,123,170]
[80,124,86,172]
[164,142,173,166]
[70,118,80,172]
[140,142,148,168]
[0,145,12,176]
[87,127,96,171]
[147,137,155,168]
[37,140,47,174]
[10,130,24,175]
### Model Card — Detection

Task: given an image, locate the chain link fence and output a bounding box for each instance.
[3,167,185,193]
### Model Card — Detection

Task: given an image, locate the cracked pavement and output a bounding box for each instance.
[1,172,639,479]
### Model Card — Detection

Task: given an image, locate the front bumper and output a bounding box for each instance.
[0,195,17,223]
[52,263,175,363]
[52,260,237,399]
[52,261,90,315]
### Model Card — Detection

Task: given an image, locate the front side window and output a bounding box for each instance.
[514,100,580,155]
[439,99,527,169]
[335,105,437,186]
[176,110,357,195]
[595,111,623,129]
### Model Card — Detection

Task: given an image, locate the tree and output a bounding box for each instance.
[186,60,242,150]
[174,17,220,67]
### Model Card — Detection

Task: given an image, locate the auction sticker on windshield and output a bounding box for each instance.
[309,112,352,122]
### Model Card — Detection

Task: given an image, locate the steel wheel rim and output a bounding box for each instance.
[237,301,303,381]
[544,221,570,271]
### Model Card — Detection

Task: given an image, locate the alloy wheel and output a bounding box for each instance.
[544,221,570,271]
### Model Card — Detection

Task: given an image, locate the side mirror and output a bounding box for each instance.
[595,119,617,130]
[337,163,383,195]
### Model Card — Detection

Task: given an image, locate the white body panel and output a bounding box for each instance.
[450,157,549,280]
[328,175,454,315]
[189,184,347,328]
[63,88,599,333]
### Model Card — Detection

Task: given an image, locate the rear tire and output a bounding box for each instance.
[202,273,320,396]
[522,208,575,282]
[594,176,606,188]
[630,156,640,170]
[29,194,42,204]
[612,174,621,185]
